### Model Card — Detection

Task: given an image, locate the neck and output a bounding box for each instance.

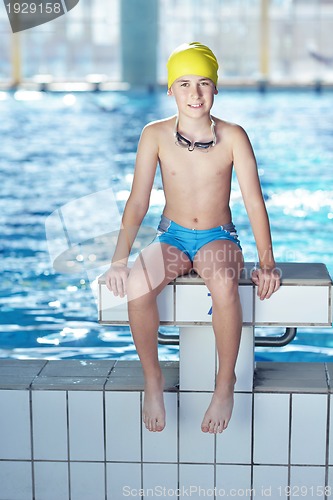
[176,114,215,143]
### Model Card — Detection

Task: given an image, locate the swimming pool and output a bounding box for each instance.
[0,89,332,361]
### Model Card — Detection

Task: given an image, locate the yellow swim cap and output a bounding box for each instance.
[167,42,218,89]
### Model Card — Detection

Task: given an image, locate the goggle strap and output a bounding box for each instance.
[174,115,216,148]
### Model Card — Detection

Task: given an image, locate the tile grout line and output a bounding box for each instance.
[250,391,254,500]
[27,365,48,500]
[214,340,217,500]
[103,382,107,500]
[325,376,330,500]
[28,351,49,498]
[288,393,292,489]
[177,390,180,500]
[140,391,144,500]
[325,362,331,393]
[66,391,71,500]
[29,384,35,500]
[103,363,115,500]
[34,360,49,380]
[213,433,217,500]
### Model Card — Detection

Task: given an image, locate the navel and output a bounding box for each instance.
[193,217,198,223]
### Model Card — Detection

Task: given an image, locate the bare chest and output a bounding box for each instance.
[159,145,233,189]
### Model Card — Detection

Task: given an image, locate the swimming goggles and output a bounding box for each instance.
[174,115,216,152]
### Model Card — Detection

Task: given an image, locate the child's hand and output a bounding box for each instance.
[251,267,281,300]
[105,263,130,298]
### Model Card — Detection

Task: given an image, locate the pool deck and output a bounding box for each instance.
[0,358,331,392]
[1,359,333,499]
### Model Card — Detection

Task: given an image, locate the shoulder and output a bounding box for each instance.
[136,117,175,157]
[214,118,253,155]
[138,117,176,153]
[142,116,175,136]
[214,117,248,142]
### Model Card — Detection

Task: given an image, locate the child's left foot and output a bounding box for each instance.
[201,380,235,434]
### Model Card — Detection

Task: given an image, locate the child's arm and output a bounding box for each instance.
[105,124,159,297]
[232,125,281,300]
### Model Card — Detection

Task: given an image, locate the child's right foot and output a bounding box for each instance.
[201,378,236,434]
[143,375,165,432]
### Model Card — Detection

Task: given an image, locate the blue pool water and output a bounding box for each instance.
[0,89,332,361]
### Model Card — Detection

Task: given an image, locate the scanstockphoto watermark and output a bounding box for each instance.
[122,486,255,497]
[4,0,80,33]
[122,485,333,497]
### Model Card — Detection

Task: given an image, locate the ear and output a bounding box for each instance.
[214,86,218,95]
[167,88,173,96]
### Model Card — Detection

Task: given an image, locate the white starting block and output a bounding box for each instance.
[98,262,332,392]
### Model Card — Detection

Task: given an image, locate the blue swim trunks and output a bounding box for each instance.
[153,215,242,262]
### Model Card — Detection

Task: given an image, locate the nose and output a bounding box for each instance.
[190,85,201,99]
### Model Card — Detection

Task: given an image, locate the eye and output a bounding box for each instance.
[180,82,189,87]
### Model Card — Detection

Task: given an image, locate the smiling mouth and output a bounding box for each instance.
[188,103,203,108]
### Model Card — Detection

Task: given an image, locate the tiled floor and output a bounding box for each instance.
[0,360,332,500]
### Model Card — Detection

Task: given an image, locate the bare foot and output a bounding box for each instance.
[143,374,165,432]
[201,379,235,434]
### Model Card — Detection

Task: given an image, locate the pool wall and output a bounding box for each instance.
[0,359,333,499]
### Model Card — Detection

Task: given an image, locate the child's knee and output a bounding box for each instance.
[205,264,239,285]
[127,270,153,302]
[209,276,240,304]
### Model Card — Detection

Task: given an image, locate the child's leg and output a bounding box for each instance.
[127,243,192,432]
[193,240,244,434]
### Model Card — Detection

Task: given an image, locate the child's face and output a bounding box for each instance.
[168,75,218,117]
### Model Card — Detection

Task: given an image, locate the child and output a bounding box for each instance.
[105,42,280,434]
